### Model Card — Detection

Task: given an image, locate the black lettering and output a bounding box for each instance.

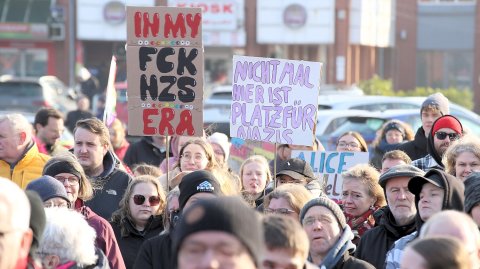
[140,74,158,101]
[156,47,176,73]
[158,76,177,102]
[177,48,198,75]
[177,76,196,103]
[139,47,157,71]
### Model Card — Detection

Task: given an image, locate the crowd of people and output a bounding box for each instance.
[2,92,480,269]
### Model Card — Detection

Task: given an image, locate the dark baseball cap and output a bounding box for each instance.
[276,158,315,181]
[379,164,424,189]
[408,169,446,196]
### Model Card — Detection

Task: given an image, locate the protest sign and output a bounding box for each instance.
[228,137,275,173]
[126,6,204,136]
[292,150,370,201]
[230,55,322,146]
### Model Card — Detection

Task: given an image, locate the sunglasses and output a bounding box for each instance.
[435,131,460,141]
[133,195,161,206]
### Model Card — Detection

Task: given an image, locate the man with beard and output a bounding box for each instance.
[73,118,132,220]
[34,108,68,156]
[411,115,463,172]
[355,164,424,269]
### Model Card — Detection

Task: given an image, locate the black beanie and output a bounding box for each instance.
[172,196,264,265]
[26,176,70,204]
[178,170,223,210]
[464,172,480,214]
[43,160,82,179]
[25,190,46,256]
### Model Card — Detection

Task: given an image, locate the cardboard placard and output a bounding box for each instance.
[292,151,370,202]
[230,55,322,146]
[126,6,204,136]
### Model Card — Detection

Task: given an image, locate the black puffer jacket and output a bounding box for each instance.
[354,207,416,269]
[396,127,428,161]
[133,231,172,269]
[86,151,132,220]
[111,216,164,269]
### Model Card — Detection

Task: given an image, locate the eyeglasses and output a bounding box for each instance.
[264,208,296,215]
[43,200,70,208]
[435,131,461,141]
[181,153,206,163]
[54,176,80,186]
[133,194,161,206]
[337,141,360,149]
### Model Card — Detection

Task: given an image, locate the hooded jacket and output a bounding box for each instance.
[124,137,170,168]
[132,231,173,269]
[309,226,374,269]
[354,207,416,269]
[384,169,465,269]
[76,200,126,269]
[396,127,428,161]
[85,150,132,220]
[111,216,164,269]
[0,142,50,188]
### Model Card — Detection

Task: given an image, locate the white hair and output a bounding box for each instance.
[39,207,97,266]
[0,177,30,231]
[0,113,32,140]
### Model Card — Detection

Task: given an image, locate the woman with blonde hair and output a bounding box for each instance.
[111,176,166,269]
[336,131,369,152]
[443,134,480,181]
[240,155,272,207]
[42,153,125,269]
[263,183,314,222]
[341,163,386,244]
[161,139,239,195]
[370,120,414,170]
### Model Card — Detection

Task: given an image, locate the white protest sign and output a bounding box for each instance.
[230,55,322,146]
[292,151,370,202]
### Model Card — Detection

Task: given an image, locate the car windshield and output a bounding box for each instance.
[0,82,43,97]
[210,92,231,100]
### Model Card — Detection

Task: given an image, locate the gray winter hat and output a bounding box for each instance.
[299,197,347,229]
[421,92,450,115]
[26,176,70,204]
[379,164,424,189]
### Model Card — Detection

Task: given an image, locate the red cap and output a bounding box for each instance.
[431,115,463,136]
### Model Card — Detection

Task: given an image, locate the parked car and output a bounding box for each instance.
[0,75,77,114]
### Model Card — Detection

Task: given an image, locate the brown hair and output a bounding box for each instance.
[132,163,163,178]
[111,175,166,236]
[342,164,386,207]
[263,215,310,260]
[407,237,470,269]
[382,150,412,164]
[43,153,94,201]
[176,139,218,171]
[263,183,314,216]
[34,107,63,131]
[337,131,368,152]
[75,118,111,147]
[443,134,480,178]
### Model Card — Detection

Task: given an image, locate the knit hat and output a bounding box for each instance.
[172,196,264,265]
[25,190,46,256]
[207,132,231,160]
[421,92,450,116]
[464,172,480,213]
[178,170,223,210]
[277,158,316,181]
[379,164,424,189]
[384,121,406,138]
[299,197,347,229]
[26,176,70,204]
[43,160,82,180]
[431,115,463,137]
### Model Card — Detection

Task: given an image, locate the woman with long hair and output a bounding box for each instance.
[111,176,166,269]
[239,155,272,207]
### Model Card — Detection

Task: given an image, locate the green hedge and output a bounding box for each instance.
[358,75,474,110]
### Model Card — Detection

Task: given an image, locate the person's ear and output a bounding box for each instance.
[44,254,61,269]
[18,229,33,260]
[18,131,27,145]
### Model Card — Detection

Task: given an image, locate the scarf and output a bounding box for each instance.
[345,206,378,244]
[319,226,356,269]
